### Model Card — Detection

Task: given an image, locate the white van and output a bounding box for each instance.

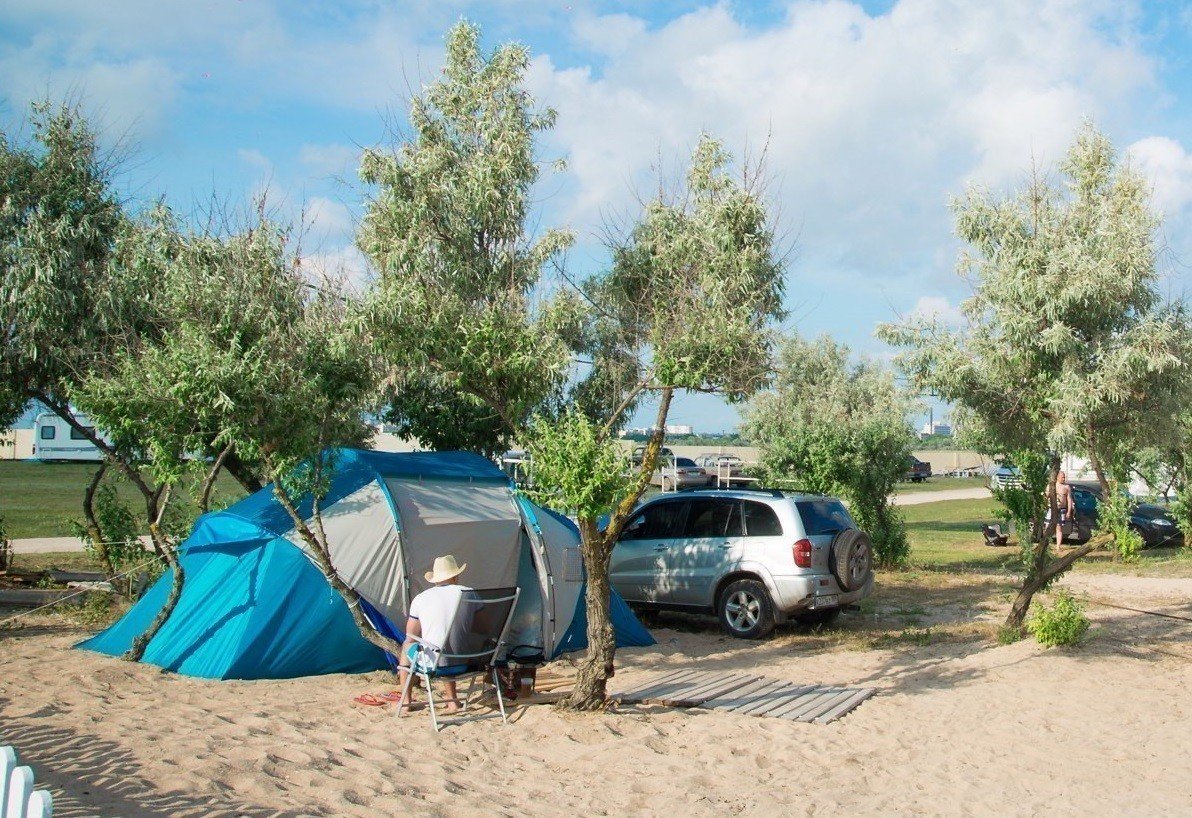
[31,412,106,462]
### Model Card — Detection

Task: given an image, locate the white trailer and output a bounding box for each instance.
[30,412,106,462]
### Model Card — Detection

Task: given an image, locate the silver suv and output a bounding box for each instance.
[609,488,874,638]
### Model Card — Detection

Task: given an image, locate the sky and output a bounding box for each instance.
[4,0,1192,433]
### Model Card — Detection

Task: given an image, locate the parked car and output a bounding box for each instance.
[695,453,748,485]
[609,488,875,638]
[1063,486,1184,548]
[649,456,710,490]
[631,445,674,466]
[903,456,931,482]
[989,466,1023,490]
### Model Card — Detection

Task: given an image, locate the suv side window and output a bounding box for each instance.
[621,501,687,541]
[684,499,741,538]
[795,500,855,535]
[742,501,782,536]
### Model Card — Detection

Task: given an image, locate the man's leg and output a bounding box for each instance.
[395,650,417,713]
[441,679,460,713]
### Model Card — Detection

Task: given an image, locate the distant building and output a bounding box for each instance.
[665,424,694,436]
[919,421,952,438]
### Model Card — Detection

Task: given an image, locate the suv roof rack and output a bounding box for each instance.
[674,485,789,498]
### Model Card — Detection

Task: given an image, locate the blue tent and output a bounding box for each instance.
[78,449,653,679]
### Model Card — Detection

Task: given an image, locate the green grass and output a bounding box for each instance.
[0,461,246,539]
[6,550,107,574]
[901,495,1192,577]
[894,476,989,494]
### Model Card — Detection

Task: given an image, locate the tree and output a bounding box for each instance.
[879,125,1192,631]
[743,334,915,566]
[0,100,179,578]
[359,20,575,454]
[526,135,785,709]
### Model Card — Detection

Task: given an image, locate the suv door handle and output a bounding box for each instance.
[717,541,733,548]
[652,544,668,551]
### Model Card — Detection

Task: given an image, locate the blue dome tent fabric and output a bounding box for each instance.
[78,449,653,680]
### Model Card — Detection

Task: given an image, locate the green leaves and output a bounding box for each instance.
[745,334,915,565]
[523,408,629,520]
[360,20,573,452]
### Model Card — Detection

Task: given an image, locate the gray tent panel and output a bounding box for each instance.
[385,478,522,603]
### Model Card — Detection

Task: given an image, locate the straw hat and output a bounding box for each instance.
[424,554,467,584]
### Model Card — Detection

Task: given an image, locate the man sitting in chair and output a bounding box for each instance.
[397,554,473,714]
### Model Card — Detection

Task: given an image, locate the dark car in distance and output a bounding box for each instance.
[1063,485,1184,548]
[904,456,931,483]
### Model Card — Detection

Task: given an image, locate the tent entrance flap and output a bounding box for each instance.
[385,478,522,601]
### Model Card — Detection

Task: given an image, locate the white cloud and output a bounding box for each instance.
[237,148,273,176]
[529,0,1158,282]
[1127,136,1192,216]
[304,196,354,242]
[299,143,361,178]
[300,245,373,289]
[908,295,965,326]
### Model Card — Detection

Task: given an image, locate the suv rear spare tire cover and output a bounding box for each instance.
[830,529,873,591]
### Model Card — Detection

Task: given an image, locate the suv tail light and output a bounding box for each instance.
[793,538,813,568]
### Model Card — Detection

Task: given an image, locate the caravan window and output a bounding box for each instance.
[40,426,56,440]
[70,426,94,441]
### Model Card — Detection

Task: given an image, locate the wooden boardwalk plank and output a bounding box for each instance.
[657,674,759,707]
[704,679,788,712]
[613,668,695,700]
[795,689,863,723]
[739,684,821,717]
[616,670,706,703]
[764,686,829,719]
[729,681,808,716]
[777,688,845,721]
[811,688,876,724]
[698,677,777,709]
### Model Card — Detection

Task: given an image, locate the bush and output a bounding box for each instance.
[1026,592,1090,647]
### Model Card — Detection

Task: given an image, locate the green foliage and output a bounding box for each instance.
[879,125,1192,621]
[70,481,161,596]
[745,335,915,566]
[1096,488,1143,561]
[0,99,133,428]
[360,20,573,452]
[1026,592,1090,647]
[523,409,630,519]
[0,514,11,572]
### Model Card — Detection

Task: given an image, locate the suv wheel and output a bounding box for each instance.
[717,578,776,639]
[830,530,873,592]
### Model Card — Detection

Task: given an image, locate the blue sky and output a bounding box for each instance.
[5,0,1192,433]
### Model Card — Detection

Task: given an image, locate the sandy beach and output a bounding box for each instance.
[2,573,1190,817]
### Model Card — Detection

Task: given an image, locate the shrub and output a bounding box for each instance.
[1026,592,1090,647]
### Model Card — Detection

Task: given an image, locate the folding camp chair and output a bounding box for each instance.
[397,587,521,732]
[982,524,1009,547]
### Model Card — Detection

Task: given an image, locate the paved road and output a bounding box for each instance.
[9,535,154,554]
[890,487,992,506]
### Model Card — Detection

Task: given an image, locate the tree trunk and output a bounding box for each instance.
[566,519,616,710]
[199,443,234,514]
[82,462,118,579]
[223,449,265,493]
[1004,455,1061,631]
[124,514,182,662]
[563,387,675,711]
[268,470,405,658]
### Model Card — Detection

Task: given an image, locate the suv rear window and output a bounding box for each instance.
[795,500,855,535]
[741,501,782,537]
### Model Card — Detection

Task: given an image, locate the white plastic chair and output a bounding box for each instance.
[24,791,51,818]
[0,747,14,818]
[1,747,53,818]
[5,765,32,818]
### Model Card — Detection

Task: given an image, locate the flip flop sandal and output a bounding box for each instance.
[353,693,388,707]
[379,691,408,703]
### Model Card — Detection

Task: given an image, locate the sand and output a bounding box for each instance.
[2,576,1191,818]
